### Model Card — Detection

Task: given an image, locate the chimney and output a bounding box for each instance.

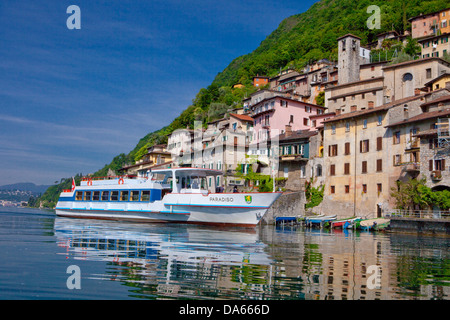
[415,88,421,96]
[285,125,292,137]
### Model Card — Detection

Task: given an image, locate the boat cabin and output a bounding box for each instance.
[150,168,223,195]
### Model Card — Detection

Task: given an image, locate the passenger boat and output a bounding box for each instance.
[55,168,282,227]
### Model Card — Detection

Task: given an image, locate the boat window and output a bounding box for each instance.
[83,191,91,201]
[130,190,139,201]
[120,191,129,201]
[141,190,150,201]
[110,191,119,201]
[92,191,100,201]
[181,177,186,189]
[101,191,109,201]
[75,191,83,201]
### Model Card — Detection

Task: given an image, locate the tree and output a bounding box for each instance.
[403,37,421,57]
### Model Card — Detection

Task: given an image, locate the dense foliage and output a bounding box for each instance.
[390,177,450,211]
[35,0,448,207]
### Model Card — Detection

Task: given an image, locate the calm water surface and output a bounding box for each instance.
[0,207,449,300]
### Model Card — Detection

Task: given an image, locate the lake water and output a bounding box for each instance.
[0,207,449,300]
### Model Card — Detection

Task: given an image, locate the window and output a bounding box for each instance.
[141,190,150,201]
[331,124,336,134]
[83,191,91,201]
[280,100,288,107]
[393,131,401,144]
[345,142,351,155]
[362,184,367,194]
[363,119,368,129]
[92,191,100,201]
[130,190,139,201]
[329,144,338,157]
[344,163,350,175]
[345,185,350,193]
[376,159,383,172]
[303,118,309,126]
[377,115,382,125]
[345,122,350,132]
[120,190,129,201]
[110,191,119,201]
[330,186,335,194]
[376,137,383,151]
[101,191,109,201]
[75,191,83,201]
[393,154,402,166]
[368,101,374,109]
[290,115,294,123]
[360,139,369,153]
[377,183,382,195]
[426,68,432,79]
[430,159,446,171]
[362,161,367,174]
[330,164,336,176]
[351,105,357,112]
[316,164,322,177]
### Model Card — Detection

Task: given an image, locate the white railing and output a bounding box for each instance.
[387,209,450,220]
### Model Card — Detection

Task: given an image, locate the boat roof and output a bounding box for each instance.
[150,167,223,176]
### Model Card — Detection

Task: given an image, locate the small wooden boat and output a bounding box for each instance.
[358,218,390,231]
[331,216,361,229]
[305,215,336,225]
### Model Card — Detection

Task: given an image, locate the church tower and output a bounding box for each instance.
[337,34,362,85]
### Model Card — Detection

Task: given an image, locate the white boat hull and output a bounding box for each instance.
[56,192,280,227]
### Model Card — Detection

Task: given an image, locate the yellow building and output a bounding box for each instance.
[424,72,450,91]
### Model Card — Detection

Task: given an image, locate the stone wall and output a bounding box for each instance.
[262,191,306,225]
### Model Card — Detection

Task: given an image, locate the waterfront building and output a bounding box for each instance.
[387,94,450,190]
[167,128,195,166]
[320,89,450,218]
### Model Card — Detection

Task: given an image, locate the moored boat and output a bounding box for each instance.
[305,215,336,227]
[331,216,361,229]
[55,167,282,228]
[357,218,390,231]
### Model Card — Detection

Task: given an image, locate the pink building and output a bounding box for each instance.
[409,11,441,39]
[250,96,326,144]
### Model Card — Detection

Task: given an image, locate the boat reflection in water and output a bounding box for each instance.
[54,217,273,299]
[54,217,450,300]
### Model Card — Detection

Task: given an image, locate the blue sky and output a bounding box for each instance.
[0,0,315,185]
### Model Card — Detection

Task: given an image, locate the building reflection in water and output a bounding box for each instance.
[54,218,450,300]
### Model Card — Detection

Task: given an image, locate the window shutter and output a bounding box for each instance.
[442,159,446,171]
[429,160,433,171]
[377,137,382,151]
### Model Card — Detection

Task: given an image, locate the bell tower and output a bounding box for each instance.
[338,34,362,85]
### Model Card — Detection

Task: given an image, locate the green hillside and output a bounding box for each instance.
[35,0,448,208]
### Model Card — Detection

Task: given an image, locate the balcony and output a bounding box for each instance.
[405,163,420,172]
[405,138,420,150]
[431,170,442,181]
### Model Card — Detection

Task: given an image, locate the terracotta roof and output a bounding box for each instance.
[277,130,318,142]
[229,113,253,122]
[382,57,450,70]
[386,108,450,127]
[420,94,450,108]
[323,94,427,124]
[414,129,438,137]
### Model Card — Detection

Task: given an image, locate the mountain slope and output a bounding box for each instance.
[35,0,448,207]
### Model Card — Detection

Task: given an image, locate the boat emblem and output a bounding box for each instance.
[245,195,252,204]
